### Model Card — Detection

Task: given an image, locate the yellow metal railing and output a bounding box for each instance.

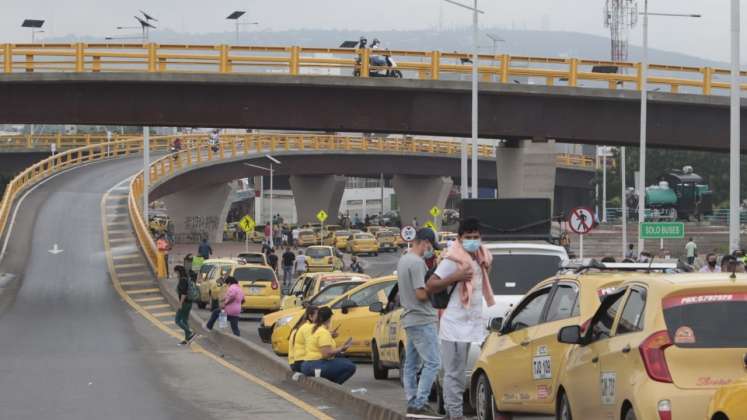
[2,43,747,95]
[0,133,173,150]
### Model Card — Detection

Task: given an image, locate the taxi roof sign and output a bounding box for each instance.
[423,220,437,231]
[316,210,328,223]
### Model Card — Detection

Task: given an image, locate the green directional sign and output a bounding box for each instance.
[639,222,685,239]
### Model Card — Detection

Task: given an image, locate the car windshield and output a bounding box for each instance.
[319,275,364,289]
[355,234,374,240]
[199,264,214,276]
[307,248,331,258]
[310,282,363,305]
[300,230,315,236]
[488,253,561,294]
[663,293,747,348]
[377,232,394,238]
[336,231,351,237]
[233,267,275,282]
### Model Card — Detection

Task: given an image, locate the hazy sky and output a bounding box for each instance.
[1,0,742,62]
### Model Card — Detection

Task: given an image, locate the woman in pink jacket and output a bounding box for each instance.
[206,276,244,336]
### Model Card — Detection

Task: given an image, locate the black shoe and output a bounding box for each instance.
[186,333,199,344]
[178,340,188,346]
[406,404,444,419]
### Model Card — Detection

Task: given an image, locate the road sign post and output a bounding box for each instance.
[639,222,684,251]
[316,210,328,246]
[568,207,596,260]
[239,215,256,253]
[430,206,441,229]
[401,225,417,250]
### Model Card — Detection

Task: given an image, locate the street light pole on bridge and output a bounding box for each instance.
[730,0,741,253]
[637,2,701,255]
[444,0,484,199]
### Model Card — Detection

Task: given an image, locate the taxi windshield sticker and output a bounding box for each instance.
[532,346,552,380]
[600,372,616,405]
[674,326,696,344]
[662,292,747,309]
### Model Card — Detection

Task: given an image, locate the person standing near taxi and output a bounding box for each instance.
[427,217,495,420]
[205,276,243,336]
[396,228,445,419]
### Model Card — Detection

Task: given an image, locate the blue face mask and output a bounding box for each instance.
[462,239,481,253]
[424,249,434,259]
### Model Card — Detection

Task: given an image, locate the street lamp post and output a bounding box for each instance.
[21,19,45,43]
[730,0,741,253]
[245,155,281,249]
[637,2,701,254]
[444,0,484,199]
[227,11,259,44]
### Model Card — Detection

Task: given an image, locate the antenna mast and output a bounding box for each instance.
[604,0,639,61]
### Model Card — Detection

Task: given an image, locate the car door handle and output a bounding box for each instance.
[592,356,599,364]
[520,340,530,347]
[622,344,631,354]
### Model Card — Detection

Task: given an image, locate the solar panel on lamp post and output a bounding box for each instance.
[21,19,45,43]
[226,11,258,44]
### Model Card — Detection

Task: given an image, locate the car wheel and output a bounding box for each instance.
[623,408,637,420]
[557,391,572,420]
[371,341,389,380]
[475,373,495,420]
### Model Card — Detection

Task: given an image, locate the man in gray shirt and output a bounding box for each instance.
[396,228,442,418]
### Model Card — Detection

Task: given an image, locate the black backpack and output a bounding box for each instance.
[426,266,457,309]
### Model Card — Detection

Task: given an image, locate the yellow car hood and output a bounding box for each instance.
[262,306,305,327]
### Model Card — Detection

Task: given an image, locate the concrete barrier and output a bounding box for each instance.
[156,277,405,420]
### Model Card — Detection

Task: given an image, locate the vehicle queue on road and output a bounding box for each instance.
[194,221,747,420]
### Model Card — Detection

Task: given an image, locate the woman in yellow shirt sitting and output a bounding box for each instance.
[288,305,318,373]
[300,307,356,384]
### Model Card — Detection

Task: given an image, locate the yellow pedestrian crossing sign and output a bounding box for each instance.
[316,210,328,223]
[239,215,256,233]
[429,206,441,218]
[424,221,436,231]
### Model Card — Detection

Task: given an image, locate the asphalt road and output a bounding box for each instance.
[0,159,334,420]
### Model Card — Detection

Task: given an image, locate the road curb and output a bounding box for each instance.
[155,276,405,420]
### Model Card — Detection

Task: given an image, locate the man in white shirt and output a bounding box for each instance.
[426,217,494,420]
[685,238,698,265]
[294,250,307,275]
[291,227,300,247]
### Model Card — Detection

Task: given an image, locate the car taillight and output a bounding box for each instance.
[639,330,673,383]
[657,400,672,420]
[271,280,278,290]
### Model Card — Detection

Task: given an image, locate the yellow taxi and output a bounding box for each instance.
[318,229,336,246]
[305,246,344,272]
[334,230,353,250]
[367,225,383,235]
[387,227,406,248]
[297,229,317,247]
[375,230,398,252]
[258,274,370,343]
[707,378,747,420]
[229,263,282,313]
[369,284,407,380]
[269,276,397,356]
[347,232,380,256]
[470,269,636,420]
[196,258,237,309]
[543,273,747,420]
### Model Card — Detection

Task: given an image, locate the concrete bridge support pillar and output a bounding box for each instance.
[496,140,557,207]
[290,175,346,225]
[161,182,236,244]
[392,175,453,230]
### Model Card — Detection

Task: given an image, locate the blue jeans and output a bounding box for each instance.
[403,323,440,409]
[205,309,240,336]
[283,265,293,286]
[301,358,357,385]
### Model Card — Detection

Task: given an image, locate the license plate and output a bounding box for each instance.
[249,287,262,295]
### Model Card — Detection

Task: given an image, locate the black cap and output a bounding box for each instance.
[415,228,440,250]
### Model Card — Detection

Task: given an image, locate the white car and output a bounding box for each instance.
[435,241,570,415]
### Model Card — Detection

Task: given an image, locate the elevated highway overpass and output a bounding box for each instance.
[1,43,747,152]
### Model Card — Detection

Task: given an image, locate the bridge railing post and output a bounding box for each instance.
[568,58,579,87]
[430,51,441,80]
[219,45,230,74]
[147,43,157,73]
[702,67,713,95]
[74,43,84,72]
[635,62,643,91]
[360,48,370,78]
[500,54,510,84]
[2,44,11,73]
[289,46,300,76]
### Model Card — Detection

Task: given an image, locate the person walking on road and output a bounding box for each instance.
[426,217,495,420]
[700,253,721,273]
[685,238,698,265]
[205,276,243,336]
[267,248,279,272]
[198,238,213,260]
[174,265,198,345]
[349,255,364,274]
[292,227,300,248]
[288,305,318,373]
[396,228,445,419]
[300,307,356,384]
[282,247,296,286]
[295,250,307,276]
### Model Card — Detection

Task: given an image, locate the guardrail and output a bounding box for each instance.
[2,43,746,95]
[0,133,170,150]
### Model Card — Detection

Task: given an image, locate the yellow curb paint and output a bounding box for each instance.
[113,254,141,260]
[100,185,332,420]
[142,304,171,310]
[119,280,152,286]
[125,288,160,295]
[132,296,166,303]
[115,263,146,269]
[118,271,150,277]
[152,311,177,317]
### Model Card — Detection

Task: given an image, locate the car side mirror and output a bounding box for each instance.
[488,317,503,333]
[368,301,384,313]
[340,299,357,314]
[557,325,583,345]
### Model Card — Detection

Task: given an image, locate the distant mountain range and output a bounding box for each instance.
[48,27,724,69]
